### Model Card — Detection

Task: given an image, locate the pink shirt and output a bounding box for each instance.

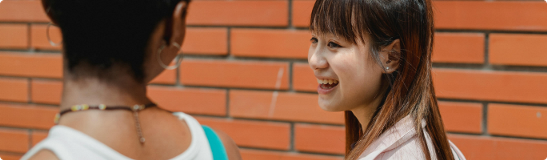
[358,116,466,160]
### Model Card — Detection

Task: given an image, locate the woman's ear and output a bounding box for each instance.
[379,39,401,74]
[166,1,188,47]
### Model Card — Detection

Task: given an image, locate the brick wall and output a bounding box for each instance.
[0,0,546,160]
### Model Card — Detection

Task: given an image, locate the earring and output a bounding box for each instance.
[157,42,183,70]
[47,23,62,46]
[386,67,390,70]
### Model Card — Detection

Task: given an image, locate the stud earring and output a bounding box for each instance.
[386,67,390,70]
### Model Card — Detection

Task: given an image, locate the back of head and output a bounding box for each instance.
[42,0,190,82]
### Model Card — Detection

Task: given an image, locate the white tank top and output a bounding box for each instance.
[21,112,213,160]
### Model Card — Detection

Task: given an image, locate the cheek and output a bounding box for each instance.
[320,50,383,111]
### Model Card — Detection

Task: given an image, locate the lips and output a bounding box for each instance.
[317,78,339,94]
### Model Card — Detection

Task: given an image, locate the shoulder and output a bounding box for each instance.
[27,150,59,160]
[212,128,242,160]
[173,112,241,160]
[380,135,431,159]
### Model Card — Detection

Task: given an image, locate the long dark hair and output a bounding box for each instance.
[310,0,453,160]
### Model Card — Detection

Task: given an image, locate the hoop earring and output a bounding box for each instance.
[47,23,62,46]
[157,42,183,70]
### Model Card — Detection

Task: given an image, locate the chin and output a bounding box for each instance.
[318,99,345,112]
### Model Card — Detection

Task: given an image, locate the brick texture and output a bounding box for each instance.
[229,90,344,124]
[0,153,23,160]
[30,24,63,51]
[241,149,343,160]
[432,33,484,64]
[0,1,49,22]
[186,1,288,27]
[292,0,315,27]
[294,124,345,155]
[0,24,28,49]
[31,79,62,105]
[438,101,483,134]
[0,78,28,103]
[0,128,29,153]
[490,34,547,67]
[31,130,49,147]
[197,117,291,150]
[148,86,227,116]
[0,0,546,159]
[433,69,547,104]
[487,104,547,139]
[0,52,62,79]
[182,28,228,55]
[180,60,289,90]
[293,63,316,92]
[449,134,547,160]
[231,29,310,59]
[434,1,547,31]
[0,103,57,129]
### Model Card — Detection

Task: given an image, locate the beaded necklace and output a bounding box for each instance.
[54,103,157,144]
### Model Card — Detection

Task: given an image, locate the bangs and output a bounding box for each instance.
[309,0,362,44]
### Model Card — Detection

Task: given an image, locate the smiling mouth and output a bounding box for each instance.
[317,79,339,89]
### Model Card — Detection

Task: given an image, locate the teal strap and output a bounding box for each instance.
[202,125,229,160]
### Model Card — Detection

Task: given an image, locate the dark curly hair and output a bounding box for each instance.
[42,0,191,82]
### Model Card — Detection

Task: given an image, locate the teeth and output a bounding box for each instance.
[317,79,339,84]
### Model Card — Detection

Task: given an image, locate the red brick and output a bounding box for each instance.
[231,29,310,59]
[432,33,484,64]
[147,86,226,116]
[31,130,48,147]
[0,52,62,79]
[434,1,547,31]
[433,69,547,104]
[196,117,290,150]
[0,153,23,160]
[292,0,315,27]
[488,104,547,139]
[0,1,49,22]
[0,24,28,49]
[181,28,227,55]
[0,128,29,153]
[0,103,57,129]
[448,134,547,160]
[229,90,344,124]
[31,79,62,105]
[490,34,547,67]
[30,24,63,51]
[150,69,176,85]
[293,63,316,92]
[180,60,289,90]
[0,78,28,103]
[241,149,343,160]
[187,1,288,27]
[295,124,345,155]
[438,101,482,134]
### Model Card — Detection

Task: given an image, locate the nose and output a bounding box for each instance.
[308,47,328,70]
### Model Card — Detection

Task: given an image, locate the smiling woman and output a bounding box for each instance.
[307,0,466,160]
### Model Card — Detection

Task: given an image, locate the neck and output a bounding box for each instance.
[60,75,153,111]
[351,81,390,134]
[351,102,379,134]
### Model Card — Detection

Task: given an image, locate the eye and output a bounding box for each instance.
[328,42,342,48]
[310,37,318,44]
